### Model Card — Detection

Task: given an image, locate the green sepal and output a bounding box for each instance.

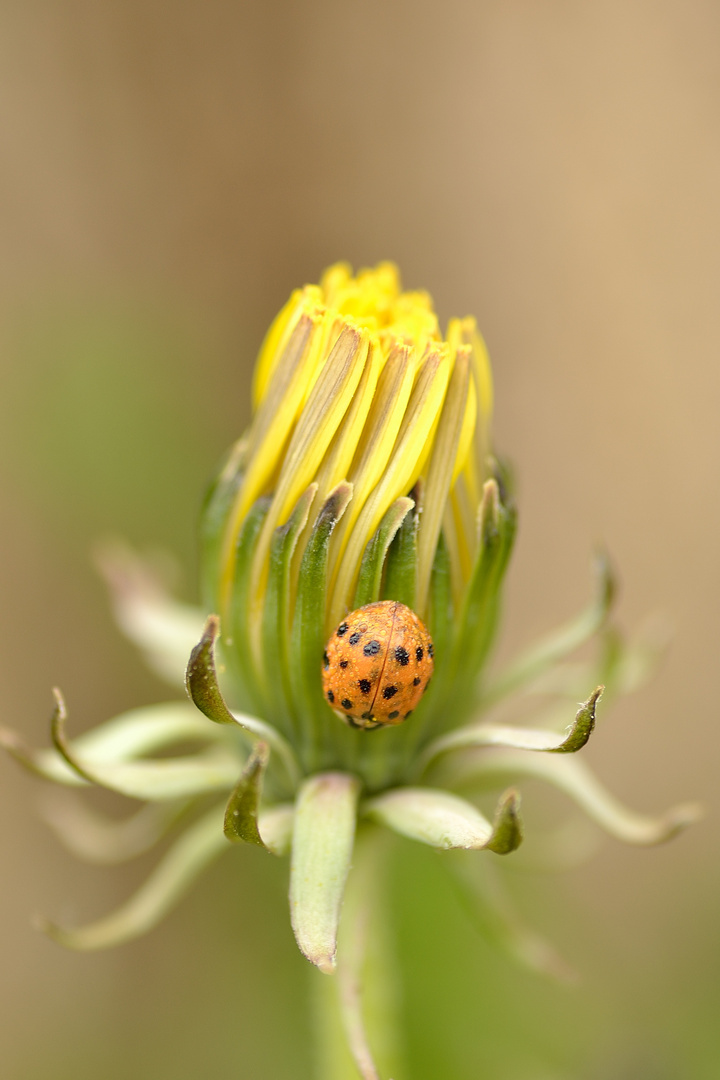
[1,701,224,788]
[416,686,604,773]
[451,749,701,846]
[48,689,242,801]
[199,438,246,612]
[426,529,453,669]
[549,686,603,753]
[50,689,95,784]
[364,785,523,853]
[290,772,360,973]
[445,479,516,724]
[226,494,273,713]
[288,483,353,770]
[485,789,523,854]
[224,741,270,846]
[353,497,414,610]
[382,481,422,609]
[185,616,301,790]
[186,615,237,725]
[261,484,318,733]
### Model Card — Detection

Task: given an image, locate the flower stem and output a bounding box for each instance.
[313,826,404,1080]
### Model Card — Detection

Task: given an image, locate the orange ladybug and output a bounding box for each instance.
[322,600,434,730]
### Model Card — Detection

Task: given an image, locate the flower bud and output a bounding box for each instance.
[200,263,510,775]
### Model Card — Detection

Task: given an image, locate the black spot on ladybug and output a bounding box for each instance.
[427,642,434,658]
[404,710,413,719]
[323,651,330,670]
[394,646,410,666]
[413,677,421,686]
[348,631,362,645]
[327,690,335,703]
[341,698,353,710]
[339,659,349,669]
[415,646,424,662]
[358,679,372,694]
[363,640,381,656]
[382,685,398,699]
[361,710,374,720]
[337,622,349,637]
[388,710,400,720]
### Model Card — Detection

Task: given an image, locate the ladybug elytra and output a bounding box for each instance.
[322,600,434,730]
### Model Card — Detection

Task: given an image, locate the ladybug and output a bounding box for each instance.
[322,600,434,730]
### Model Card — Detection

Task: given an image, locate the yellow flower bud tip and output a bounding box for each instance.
[211,263,494,677]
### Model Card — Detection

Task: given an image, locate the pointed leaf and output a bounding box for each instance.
[186,616,300,788]
[290,772,360,973]
[49,689,243,800]
[225,494,274,713]
[457,749,702,845]
[434,479,516,728]
[261,484,317,731]
[223,742,269,846]
[427,529,453,660]
[186,616,237,725]
[418,687,603,771]
[199,436,246,611]
[381,481,421,610]
[58,700,220,763]
[40,805,229,950]
[485,789,523,854]
[1,700,222,788]
[461,479,516,666]
[353,497,415,610]
[365,786,523,853]
[415,345,472,613]
[289,483,354,765]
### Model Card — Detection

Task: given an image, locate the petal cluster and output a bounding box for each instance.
[200,263,494,750]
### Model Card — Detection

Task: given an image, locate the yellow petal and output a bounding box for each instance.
[329,346,451,628]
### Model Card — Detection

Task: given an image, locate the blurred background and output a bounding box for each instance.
[1,2,719,1077]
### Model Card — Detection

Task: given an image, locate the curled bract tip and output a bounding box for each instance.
[186,615,235,725]
[365,786,523,853]
[486,788,523,855]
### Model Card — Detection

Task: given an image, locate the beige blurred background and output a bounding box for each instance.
[1,2,719,1077]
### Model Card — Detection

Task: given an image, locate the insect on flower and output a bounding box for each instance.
[1,261,700,1080]
[322,600,434,729]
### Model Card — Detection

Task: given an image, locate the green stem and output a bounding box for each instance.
[313,827,404,1080]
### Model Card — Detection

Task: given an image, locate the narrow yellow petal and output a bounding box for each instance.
[252,285,323,409]
[329,347,451,629]
[249,325,370,634]
[416,347,472,614]
[220,309,323,611]
[471,325,493,422]
[312,338,384,499]
[328,344,415,574]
